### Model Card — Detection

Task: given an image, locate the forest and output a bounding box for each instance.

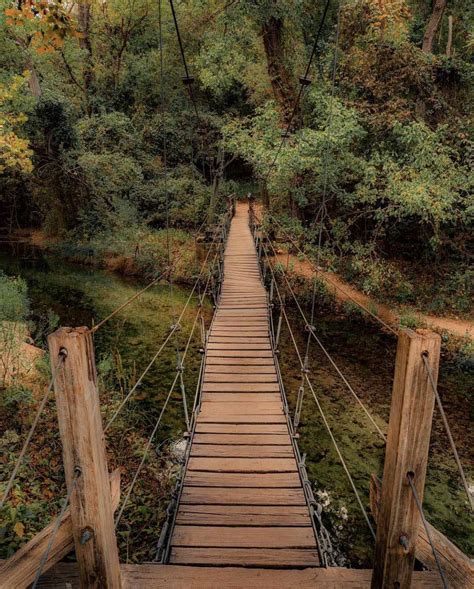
[0,0,473,585]
[1,0,472,310]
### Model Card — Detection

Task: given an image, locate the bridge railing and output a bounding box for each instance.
[250,203,472,588]
[0,199,235,588]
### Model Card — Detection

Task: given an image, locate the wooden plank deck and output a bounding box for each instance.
[168,203,320,567]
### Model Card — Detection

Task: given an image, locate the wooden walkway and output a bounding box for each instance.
[168,203,320,568]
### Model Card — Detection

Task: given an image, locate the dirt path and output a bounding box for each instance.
[276,253,473,339]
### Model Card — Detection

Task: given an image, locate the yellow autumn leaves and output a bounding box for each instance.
[0,74,33,174]
[5,0,82,53]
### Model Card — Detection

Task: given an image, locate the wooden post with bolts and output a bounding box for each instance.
[371,329,441,588]
[48,327,121,589]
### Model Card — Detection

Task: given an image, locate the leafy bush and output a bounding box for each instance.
[0,271,29,322]
[0,272,29,387]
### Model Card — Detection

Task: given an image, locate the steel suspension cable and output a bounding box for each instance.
[264,0,331,182]
[261,241,376,539]
[422,353,474,512]
[31,467,81,589]
[407,473,448,588]
[168,0,199,117]
[312,0,342,255]
[0,351,67,510]
[159,0,175,322]
[261,235,386,441]
[114,270,214,529]
[104,234,220,431]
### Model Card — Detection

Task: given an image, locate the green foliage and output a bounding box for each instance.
[76,112,139,155]
[0,271,29,322]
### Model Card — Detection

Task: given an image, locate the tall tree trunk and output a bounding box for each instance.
[78,1,94,111]
[422,0,447,53]
[446,15,453,57]
[27,61,42,98]
[261,16,298,126]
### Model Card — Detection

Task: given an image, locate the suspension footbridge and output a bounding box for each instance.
[166,203,320,568]
[0,201,472,588]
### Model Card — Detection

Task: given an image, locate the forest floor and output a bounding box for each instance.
[275,253,473,339]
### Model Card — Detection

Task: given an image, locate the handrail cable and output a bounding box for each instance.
[161,0,185,430]
[0,351,67,510]
[104,228,220,432]
[114,265,215,529]
[260,237,376,539]
[260,234,386,441]
[160,0,175,324]
[264,0,331,182]
[90,217,207,334]
[303,6,342,372]
[31,467,81,589]
[258,210,398,336]
[407,473,448,588]
[422,353,474,512]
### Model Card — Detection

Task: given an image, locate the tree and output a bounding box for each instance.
[422,0,447,53]
[261,12,298,125]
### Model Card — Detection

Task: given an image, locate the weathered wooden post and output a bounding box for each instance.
[48,327,121,588]
[371,329,441,588]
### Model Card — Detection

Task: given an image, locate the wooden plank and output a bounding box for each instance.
[213,317,268,322]
[201,393,281,403]
[372,329,441,589]
[194,423,289,434]
[211,325,270,338]
[207,343,272,350]
[206,350,273,358]
[187,457,297,472]
[172,526,316,548]
[204,373,278,382]
[202,382,279,392]
[205,365,276,374]
[184,471,302,488]
[175,505,311,526]
[180,487,305,505]
[208,338,271,344]
[199,402,284,414]
[34,562,446,588]
[190,444,294,458]
[193,433,291,445]
[169,547,319,567]
[197,415,287,424]
[205,357,274,365]
[0,471,120,589]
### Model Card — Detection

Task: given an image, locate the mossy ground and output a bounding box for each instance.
[1,244,472,565]
[278,301,473,566]
[0,245,211,561]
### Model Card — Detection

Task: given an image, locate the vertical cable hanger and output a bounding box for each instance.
[264,0,332,184]
[296,3,343,431]
[168,0,199,117]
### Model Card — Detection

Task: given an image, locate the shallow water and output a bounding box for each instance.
[0,241,210,436]
[1,242,472,566]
